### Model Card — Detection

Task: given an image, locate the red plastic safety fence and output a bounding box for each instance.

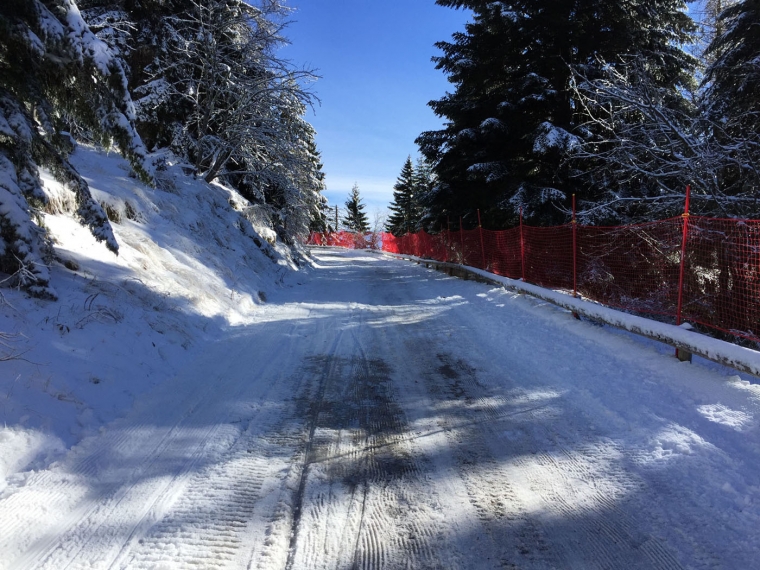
[307,231,381,249]
[371,216,760,345]
[682,217,760,342]
[575,219,683,318]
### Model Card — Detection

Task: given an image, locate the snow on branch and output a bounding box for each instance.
[0,0,155,295]
[567,57,760,223]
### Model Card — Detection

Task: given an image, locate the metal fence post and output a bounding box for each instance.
[571,195,580,319]
[520,207,526,282]
[676,185,692,361]
[572,194,577,298]
[676,185,691,325]
[447,216,451,263]
[459,216,465,265]
[477,209,486,269]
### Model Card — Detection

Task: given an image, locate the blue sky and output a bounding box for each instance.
[280,2,471,218]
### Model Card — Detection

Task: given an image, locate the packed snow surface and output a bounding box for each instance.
[2,148,760,568]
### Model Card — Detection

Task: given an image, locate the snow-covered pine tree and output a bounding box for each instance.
[283,119,328,239]
[309,194,331,234]
[385,156,419,236]
[418,0,697,228]
[568,61,707,222]
[568,0,760,222]
[342,184,369,233]
[412,156,434,227]
[0,0,149,297]
[257,92,327,242]
[147,0,315,186]
[304,130,330,234]
[78,0,198,151]
[702,0,760,202]
[696,0,739,63]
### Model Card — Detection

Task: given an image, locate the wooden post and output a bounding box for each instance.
[520,207,526,282]
[335,205,339,232]
[676,185,692,362]
[477,209,486,269]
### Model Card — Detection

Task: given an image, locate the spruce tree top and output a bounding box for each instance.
[343,184,369,232]
[386,156,417,236]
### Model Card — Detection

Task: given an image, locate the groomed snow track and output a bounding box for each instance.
[2,248,759,569]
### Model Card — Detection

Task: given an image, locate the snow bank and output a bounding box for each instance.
[0,145,306,489]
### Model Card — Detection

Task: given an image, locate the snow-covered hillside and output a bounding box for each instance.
[0,146,307,490]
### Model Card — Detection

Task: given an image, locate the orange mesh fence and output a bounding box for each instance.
[523,225,574,290]
[681,217,760,342]
[575,219,683,318]
[460,229,485,268]
[308,218,760,344]
[307,231,378,249]
[382,233,401,254]
[482,228,523,279]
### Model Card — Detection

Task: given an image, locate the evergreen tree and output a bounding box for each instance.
[306,140,330,234]
[413,156,434,194]
[696,0,739,62]
[292,129,328,235]
[702,0,760,199]
[78,0,198,150]
[412,156,434,226]
[309,195,330,233]
[259,99,327,239]
[0,0,149,297]
[568,61,705,222]
[82,0,326,240]
[418,0,697,227]
[385,156,419,236]
[342,184,369,233]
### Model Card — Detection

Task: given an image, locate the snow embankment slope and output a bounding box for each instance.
[0,146,305,493]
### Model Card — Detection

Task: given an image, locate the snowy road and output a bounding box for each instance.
[2,248,760,569]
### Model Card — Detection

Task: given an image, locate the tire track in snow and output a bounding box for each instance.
[283,329,345,570]
[282,319,447,569]
[0,323,303,570]
[119,413,286,568]
[124,320,344,570]
[417,351,561,569]
[422,346,685,569]
[2,361,236,570]
[347,342,442,570]
[519,446,684,570]
[0,355,231,570]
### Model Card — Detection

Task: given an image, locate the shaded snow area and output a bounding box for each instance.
[2,215,760,568]
[0,146,301,496]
